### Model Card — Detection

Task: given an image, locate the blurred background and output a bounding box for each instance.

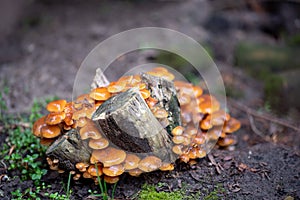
[0,0,299,122]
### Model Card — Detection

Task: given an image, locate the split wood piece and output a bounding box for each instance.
[92,88,177,163]
[141,73,182,134]
[46,129,92,171]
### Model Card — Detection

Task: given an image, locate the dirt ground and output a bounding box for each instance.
[0,0,299,199]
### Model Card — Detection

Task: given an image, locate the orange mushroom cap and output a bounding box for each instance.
[79,123,102,140]
[89,138,109,150]
[138,156,162,172]
[91,147,126,167]
[87,164,103,176]
[159,163,174,171]
[103,164,124,176]
[104,175,119,184]
[217,137,236,147]
[223,118,241,133]
[198,94,220,114]
[46,99,67,112]
[128,168,143,177]
[33,116,47,137]
[171,126,184,136]
[140,89,151,99]
[41,125,61,138]
[89,87,111,101]
[124,154,141,170]
[45,112,66,125]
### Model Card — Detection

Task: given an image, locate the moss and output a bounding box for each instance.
[204,184,225,200]
[139,184,184,200]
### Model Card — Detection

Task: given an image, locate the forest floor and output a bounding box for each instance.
[0,0,299,199]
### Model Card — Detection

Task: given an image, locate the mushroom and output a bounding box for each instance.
[172,145,183,155]
[91,147,126,167]
[103,164,124,176]
[45,112,66,125]
[104,175,119,184]
[171,126,184,136]
[139,89,151,99]
[33,116,47,137]
[138,156,162,172]
[79,123,102,140]
[107,81,126,93]
[89,138,109,150]
[74,94,94,109]
[178,93,191,106]
[128,168,143,177]
[46,99,67,112]
[179,153,190,163]
[87,164,103,176]
[89,87,111,101]
[217,136,236,147]
[210,110,230,126]
[193,133,205,145]
[153,108,168,118]
[200,116,213,130]
[75,162,89,172]
[82,171,93,179]
[172,136,186,144]
[145,97,158,108]
[198,94,220,114]
[159,163,174,171]
[124,154,140,170]
[77,117,87,128]
[39,138,55,146]
[223,118,241,133]
[118,75,133,84]
[192,86,203,97]
[73,174,81,181]
[41,125,61,138]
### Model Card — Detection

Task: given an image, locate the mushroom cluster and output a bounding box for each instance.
[32,67,240,184]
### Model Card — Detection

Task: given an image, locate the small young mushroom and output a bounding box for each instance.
[87,164,103,176]
[139,89,151,99]
[104,175,119,184]
[217,136,236,147]
[171,126,184,136]
[159,163,174,171]
[172,135,186,144]
[73,174,81,181]
[179,153,190,163]
[89,138,109,150]
[124,154,141,170]
[128,168,143,177]
[91,147,126,167]
[172,145,184,155]
[153,108,168,119]
[138,156,162,172]
[46,99,67,113]
[89,87,111,101]
[102,164,124,176]
[75,162,89,172]
[223,118,241,133]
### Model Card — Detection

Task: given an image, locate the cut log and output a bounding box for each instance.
[46,129,92,171]
[92,87,177,162]
[141,73,182,134]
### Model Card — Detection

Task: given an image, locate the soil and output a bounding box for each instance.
[0,1,299,199]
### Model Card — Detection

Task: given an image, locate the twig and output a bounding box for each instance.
[228,99,300,132]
